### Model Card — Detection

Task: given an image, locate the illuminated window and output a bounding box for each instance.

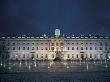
[60,42,63,46]
[72,47,74,50]
[90,47,92,50]
[81,47,83,50]
[51,47,54,50]
[45,47,48,50]
[67,54,69,58]
[51,43,54,46]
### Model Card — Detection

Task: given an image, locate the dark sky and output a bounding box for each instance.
[0,0,110,36]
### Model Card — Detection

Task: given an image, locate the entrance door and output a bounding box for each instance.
[54,51,62,61]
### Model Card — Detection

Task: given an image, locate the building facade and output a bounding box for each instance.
[0,29,110,61]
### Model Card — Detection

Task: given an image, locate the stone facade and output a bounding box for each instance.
[0,29,110,61]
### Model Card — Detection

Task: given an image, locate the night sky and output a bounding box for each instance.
[0,0,110,36]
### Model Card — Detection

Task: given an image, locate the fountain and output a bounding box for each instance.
[86,63,89,71]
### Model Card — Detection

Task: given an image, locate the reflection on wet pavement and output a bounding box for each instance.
[0,60,110,72]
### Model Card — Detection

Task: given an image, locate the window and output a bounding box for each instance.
[32,43,34,45]
[67,47,69,50]
[23,47,25,50]
[13,47,15,50]
[18,47,20,50]
[90,54,92,58]
[41,43,43,45]
[32,47,34,50]
[45,43,47,45]
[72,54,74,58]
[105,47,107,50]
[77,54,78,58]
[56,42,59,46]
[51,47,54,50]
[51,43,54,46]
[86,47,88,50]
[72,47,74,50]
[72,43,74,45]
[45,47,48,50]
[67,54,69,58]
[81,47,83,50]
[95,47,97,50]
[77,47,78,50]
[90,43,92,45]
[23,54,25,58]
[100,47,102,50]
[81,43,83,45]
[36,47,38,50]
[100,42,102,46]
[27,47,29,50]
[60,42,63,46]
[90,47,92,50]
[12,43,15,46]
[23,43,25,45]
[45,54,47,58]
[27,43,29,45]
[41,55,43,58]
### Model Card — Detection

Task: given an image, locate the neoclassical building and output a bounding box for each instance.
[0,29,110,61]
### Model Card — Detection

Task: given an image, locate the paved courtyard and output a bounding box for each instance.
[0,60,110,82]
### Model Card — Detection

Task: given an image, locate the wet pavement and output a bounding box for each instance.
[0,60,110,82]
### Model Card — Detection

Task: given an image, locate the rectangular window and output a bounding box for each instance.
[86,47,88,50]
[90,47,92,50]
[72,54,74,58]
[36,47,38,50]
[23,47,25,50]
[13,47,15,50]
[77,54,78,58]
[45,47,48,50]
[100,42,103,46]
[72,47,74,50]
[67,47,69,50]
[32,47,34,50]
[81,47,83,50]
[18,47,20,50]
[27,47,29,50]
[100,47,102,50]
[90,54,92,58]
[12,43,15,46]
[45,54,47,58]
[51,43,54,46]
[67,54,69,58]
